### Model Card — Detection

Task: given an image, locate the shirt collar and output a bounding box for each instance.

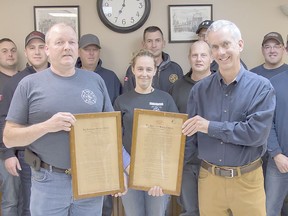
[216,64,246,86]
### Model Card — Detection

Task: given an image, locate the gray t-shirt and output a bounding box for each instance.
[251,63,288,79]
[113,89,179,154]
[6,68,113,169]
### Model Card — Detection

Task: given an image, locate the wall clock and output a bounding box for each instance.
[97,0,151,33]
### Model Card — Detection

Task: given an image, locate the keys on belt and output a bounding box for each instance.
[201,159,262,178]
[40,161,71,175]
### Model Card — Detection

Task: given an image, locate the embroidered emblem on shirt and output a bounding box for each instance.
[124,76,129,82]
[149,102,164,111]
[169,74,179,83]
[81,89,97,105]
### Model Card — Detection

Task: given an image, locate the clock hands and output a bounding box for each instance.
[116,0,126,19]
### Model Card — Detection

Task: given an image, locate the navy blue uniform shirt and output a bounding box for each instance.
[268,71,288,158]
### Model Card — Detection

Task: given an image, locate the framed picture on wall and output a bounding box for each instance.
[34,6,80,38]
[168,4,213,43]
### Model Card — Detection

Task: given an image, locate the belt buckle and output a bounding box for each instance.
[223,168,234,178]
[65,169,71,175]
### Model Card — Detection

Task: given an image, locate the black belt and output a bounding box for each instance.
[40,161,71,175]
[201,159,262,178]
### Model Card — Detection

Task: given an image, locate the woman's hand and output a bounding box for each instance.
[148,186,164,197]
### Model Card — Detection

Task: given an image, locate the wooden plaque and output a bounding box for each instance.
[129,109,188,196]
[70,112,124,200]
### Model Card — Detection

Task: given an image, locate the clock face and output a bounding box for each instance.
[97,0,151,33]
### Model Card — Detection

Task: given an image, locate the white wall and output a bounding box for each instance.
[1,0,288,81]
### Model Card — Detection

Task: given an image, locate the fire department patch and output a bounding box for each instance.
[169,74,179,83]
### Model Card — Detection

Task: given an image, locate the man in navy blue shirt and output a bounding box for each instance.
[266,71,288,216]
[250,31,288,216]
[0,37,20,216]
[182,20,275,216]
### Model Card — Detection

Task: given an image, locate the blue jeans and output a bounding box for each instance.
[265,158,288,216]
[177,163,200,216]
[30,168,103,216]
[121,188,168,216]
[0,156,23,216]
[17,150,31,216]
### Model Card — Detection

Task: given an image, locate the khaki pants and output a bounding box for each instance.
[198,165,266,216]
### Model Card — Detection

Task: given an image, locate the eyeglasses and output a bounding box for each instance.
[263,44,283,51]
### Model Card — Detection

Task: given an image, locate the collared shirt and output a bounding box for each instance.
[210,60,248,73]
[186,66,275,166]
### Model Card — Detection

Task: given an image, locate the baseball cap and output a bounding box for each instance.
[25,31,45,47]
[196,20,214,34]
[262,32,284,46]
[79,34,101,49]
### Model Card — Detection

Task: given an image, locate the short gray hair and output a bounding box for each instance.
[206,20,242,42]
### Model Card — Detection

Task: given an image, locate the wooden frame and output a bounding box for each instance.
[168,4,213,43]
[70,112,124,200]
[129,109,188,196]
[34,5,80,38]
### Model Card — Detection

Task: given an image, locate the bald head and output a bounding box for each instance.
[46,23,77,45]
[188,41,212,78]
[189,41,211,56]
